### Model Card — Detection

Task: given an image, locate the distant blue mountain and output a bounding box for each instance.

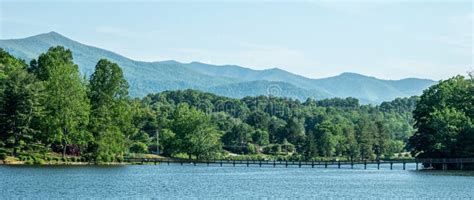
[0,32,436,103]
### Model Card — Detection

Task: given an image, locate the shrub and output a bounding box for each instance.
[247,143,257,154]
[19,156,27,161]
[33,158,45,165]
[115,156,123,163]
[130,142,148,154]
[263,144,282,155]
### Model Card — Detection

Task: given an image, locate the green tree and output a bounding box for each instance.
[0,56,43,155]
[89,59,131,161]
[343,126,359,160]
[373,121,390,159]
[187,126,222,159]
[35,46,90,157]
[409,76,473,158]
[222,122,253,146]
[315,121,336,157]
[357,118,376,160]
[303,131,317,159]
[246,111,270,131]
[171,103,222,159]
[252,129,270,146]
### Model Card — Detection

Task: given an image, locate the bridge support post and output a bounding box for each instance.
[415,162,418,170]
[338,161,341,169]
[364,161,367,170]
[351,161,353,169]
[220,161,223,167]
[259,160,262,167]
[377,161,380,170]
[285,161,288,168]
[390,162,393,170]
[311,161,314,168]
[403,162,405,170]
[193,162,196,166]
[273,160,276,168]
[325,161,328,168]
[207,161,209,166]
[181,161,183,166]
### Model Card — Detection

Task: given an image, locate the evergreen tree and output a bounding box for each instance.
[89,59,131,161]
[0,51,43,155]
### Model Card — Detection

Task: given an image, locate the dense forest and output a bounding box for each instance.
[0,46,472,164]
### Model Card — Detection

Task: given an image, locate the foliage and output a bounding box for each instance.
[0,55,43,156]
[0,32,435,103]
[88,59,131,162]
[34,46,91,157]
[409,75,473,158]
[0,46,438,162]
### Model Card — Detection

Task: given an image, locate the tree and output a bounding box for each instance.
[186,126,222,159]
[36,46,91,158]
[409,76,473,159]
[285,117,305,145]
[0,49,30,143]
[89,59,131,161]
[373,121,390,159]
[0,48,27,73]
[315,121,336,157]
[343,126,359,160]
[246,111,270,131]
[171,103,222,159]
[252,129,270,146]
[268,116,286,143]
[0,53,43,155]
[303,131,317,159]
[357,118,376,160]
[222,122,253,146]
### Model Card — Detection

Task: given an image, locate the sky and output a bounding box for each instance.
[0,0,472,80]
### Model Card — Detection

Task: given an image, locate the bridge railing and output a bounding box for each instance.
[124,157,474,164]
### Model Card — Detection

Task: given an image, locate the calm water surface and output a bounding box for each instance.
[1,164,473,199]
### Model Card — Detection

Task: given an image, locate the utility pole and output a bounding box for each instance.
[156,130,160,155]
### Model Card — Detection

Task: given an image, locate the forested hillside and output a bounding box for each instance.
[0,46,422,163]
[0,32,435,103]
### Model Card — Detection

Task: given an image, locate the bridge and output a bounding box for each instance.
[125,157,474,170]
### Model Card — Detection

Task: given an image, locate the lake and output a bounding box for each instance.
[1,164,473,199]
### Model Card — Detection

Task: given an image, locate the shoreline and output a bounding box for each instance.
[0,160,131,166]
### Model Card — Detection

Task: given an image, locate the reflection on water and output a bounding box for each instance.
[1,164,473,199]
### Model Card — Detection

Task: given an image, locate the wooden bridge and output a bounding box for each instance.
[125,158,474,170]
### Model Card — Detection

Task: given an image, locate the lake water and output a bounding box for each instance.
[1,163,473,199]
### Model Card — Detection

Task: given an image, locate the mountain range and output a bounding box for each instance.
[0,32,436,104]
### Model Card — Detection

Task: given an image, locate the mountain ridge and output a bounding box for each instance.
[0,32,436,103]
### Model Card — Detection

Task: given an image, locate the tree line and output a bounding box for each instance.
[1,46,471,163]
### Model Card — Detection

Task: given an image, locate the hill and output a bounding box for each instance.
[0,32,436,103]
